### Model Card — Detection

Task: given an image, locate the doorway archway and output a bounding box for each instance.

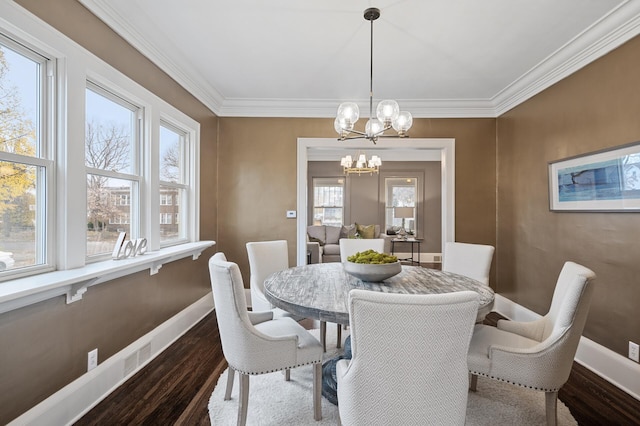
[296,138,455,265]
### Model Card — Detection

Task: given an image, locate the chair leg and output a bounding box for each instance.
[284,368,290,381]
[545,391,558,426]
[237,373,249,426]
[313,362,322,421]
[225,367,235,400]
[336,323,342,349]
[320,321,327,352]
[469,373,478,391]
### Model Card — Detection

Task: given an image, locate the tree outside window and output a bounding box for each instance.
[85,84,139,258]
[0,40,47,273]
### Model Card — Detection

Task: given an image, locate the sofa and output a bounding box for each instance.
[306,223,392,263]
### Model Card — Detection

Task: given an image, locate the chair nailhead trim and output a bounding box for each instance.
[231,359,321,376]
[469,371,559,392]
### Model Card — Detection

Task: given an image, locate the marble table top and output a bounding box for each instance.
[264,262,494,325]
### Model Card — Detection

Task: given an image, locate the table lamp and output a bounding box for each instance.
[394,207,414,239]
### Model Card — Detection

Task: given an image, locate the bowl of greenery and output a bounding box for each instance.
[343,249,401,282]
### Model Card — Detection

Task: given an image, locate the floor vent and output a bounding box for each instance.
[124,353,137,376]
[139,343,152,364]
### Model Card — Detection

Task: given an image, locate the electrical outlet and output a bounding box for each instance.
[629,341,639,363]
[88,348,98,371]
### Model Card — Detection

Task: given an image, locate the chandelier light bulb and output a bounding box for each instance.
[376,100,400,125]
[392,111,413,136]
[365,118,384,138]
[336,102,360,128]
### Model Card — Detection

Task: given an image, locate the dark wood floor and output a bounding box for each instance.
[76,310,640,425]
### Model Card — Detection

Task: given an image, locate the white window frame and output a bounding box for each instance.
[0,1,210,314]
[312,177,345,226]
[0,31,55,280]
[155,117,195,247]
[85,81,142,261]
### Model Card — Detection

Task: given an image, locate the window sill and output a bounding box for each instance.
[0,241,215,315]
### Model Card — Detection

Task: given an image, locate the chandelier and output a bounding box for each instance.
[334,8,413,144]
[340,153,382,175]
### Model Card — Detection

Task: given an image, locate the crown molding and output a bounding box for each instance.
[79,0,225,114]
[217,98,497,118]
[493,0,640,116]
[80,0,640,119]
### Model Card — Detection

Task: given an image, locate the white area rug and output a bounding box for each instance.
[209,328,577,425]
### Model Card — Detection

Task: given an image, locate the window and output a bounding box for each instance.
[385,177,417,234]
[85,83,141,259]
[0,8,201,286]
[160,193,172,205]
[117,194,130,206]
[160,213,172,224]
[159,122,189,245]
[0,35,52,277]
[313,177,344,226]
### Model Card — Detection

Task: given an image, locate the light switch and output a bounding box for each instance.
[286,210,297,218]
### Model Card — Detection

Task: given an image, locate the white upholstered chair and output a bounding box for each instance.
[339,238,386,262]
[246,240,290,313]
[247,239,340,351]
[467,261,596,426]
[442,242,495,285]
[336,289,479,426]
[208,252,323,425]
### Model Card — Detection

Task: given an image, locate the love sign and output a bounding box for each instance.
[112,232,148,260]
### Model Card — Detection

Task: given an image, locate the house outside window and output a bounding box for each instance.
[85,83,140,259]
[159,123,188,244]
[312,177,344,226]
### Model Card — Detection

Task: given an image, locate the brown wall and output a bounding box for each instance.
[1,1,218,423]
[307,161,442,252]
[218,117,496,284]
[496,35,640,357]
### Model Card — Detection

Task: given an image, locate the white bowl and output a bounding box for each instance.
[343,261,402,282]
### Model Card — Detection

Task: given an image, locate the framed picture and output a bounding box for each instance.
[548,141,640,212]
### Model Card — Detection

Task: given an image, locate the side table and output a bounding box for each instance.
[390,238,422,265]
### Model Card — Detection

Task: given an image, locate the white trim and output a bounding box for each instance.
[296,138,455,266]
[7,294,214,426]
[493,0,640,116]
[0,241,215,314]
[494,294,640,402]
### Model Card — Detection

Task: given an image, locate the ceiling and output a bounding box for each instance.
[79,0,640,118]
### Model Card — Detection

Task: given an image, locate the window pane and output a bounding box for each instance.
[0,161,41,270]
[87,176,131,257]
[85,87,135,174]
[0,45,38,156]
[312,177,344,226]
[160,124,183,184]
[160,185,182,243]
[385,178,417,233]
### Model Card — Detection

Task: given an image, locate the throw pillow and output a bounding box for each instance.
[355,223,376,239]
[340,224,357,239]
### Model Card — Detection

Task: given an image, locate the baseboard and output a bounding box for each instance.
[9,293,214,426]
[494,294,640,401]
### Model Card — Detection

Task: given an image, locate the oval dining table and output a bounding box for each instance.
[264,262,495,326]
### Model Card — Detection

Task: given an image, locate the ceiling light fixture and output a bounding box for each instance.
[334,7,413,144]
[340,153,382,175]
